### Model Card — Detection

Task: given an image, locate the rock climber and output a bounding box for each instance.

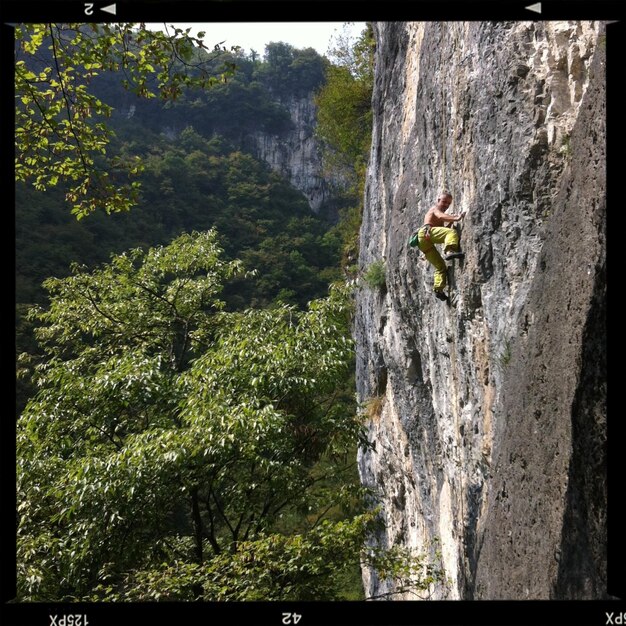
[409,191,466,301]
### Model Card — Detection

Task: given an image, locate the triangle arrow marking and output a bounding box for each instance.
[526,3,542,14]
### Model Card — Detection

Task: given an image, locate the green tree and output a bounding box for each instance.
[315,23,374,192]
[315,23,375,273]
[15,23,235,218]
[16,230,368,600]
[255,42,327,98]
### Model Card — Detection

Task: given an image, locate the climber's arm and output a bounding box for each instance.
[436,208,466,223]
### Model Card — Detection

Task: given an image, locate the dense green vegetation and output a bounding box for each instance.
[315,24,375,273]
[92,41,328,145]
[15,23,235,218]
[16,123,343,422]
[316,25,374,192]
[16,32,338,308]
[17,231,367,600]
[15,22,445,602]
[16,40,341,415]
[16,127,340,310]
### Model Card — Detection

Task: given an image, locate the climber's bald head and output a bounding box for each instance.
[437,192,453,210]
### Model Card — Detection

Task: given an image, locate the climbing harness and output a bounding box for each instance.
[408,225,434,254]
[419,224,435,254]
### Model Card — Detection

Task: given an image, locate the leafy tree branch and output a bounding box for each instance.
[16,231,366,600]
[15,23,236,218]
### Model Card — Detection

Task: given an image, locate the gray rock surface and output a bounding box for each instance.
[249,95,332,213]
[355,21,607,600]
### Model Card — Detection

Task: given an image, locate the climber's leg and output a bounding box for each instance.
[429,226,464,260]
[430,250,448,292]
[433,226,459,254]
[420,246,448,292]
[427,226,457,248]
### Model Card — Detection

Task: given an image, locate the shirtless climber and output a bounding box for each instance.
[409,191,466,301]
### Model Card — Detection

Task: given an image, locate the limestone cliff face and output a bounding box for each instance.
[139,93,331,214]
[355,21,607,600]
[248,95,331,213]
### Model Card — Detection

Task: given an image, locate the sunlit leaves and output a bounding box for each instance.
[94,512,380,601]
[17,232,364,601]
[28,229,241,363]
[15,23,235,217]
[314,24,374,194]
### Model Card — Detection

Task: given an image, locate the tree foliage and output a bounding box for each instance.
[314,23,376,273]
[15,36,340,418]
[256,42,327,98]
[315,24,375,193]
[16,126,341,312]
[15,23,235,218]
[16,231,366,600]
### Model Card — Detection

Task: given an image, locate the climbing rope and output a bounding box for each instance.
[440,60,448,194]
[440,23,464,200]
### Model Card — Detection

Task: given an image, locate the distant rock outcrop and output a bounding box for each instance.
[247,95,332,213]
[355,21,607,600]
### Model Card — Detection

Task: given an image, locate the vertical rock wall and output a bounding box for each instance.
[249,96,331,213]
[355,21,606,600]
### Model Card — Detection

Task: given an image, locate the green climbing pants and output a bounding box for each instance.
[417,226,460,292]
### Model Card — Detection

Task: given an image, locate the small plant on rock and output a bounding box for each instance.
[363,260,386,290]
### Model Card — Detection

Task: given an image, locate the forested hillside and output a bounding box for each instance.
[16,37,345,420]
[16,40,339,310]
[16,129,341,310]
